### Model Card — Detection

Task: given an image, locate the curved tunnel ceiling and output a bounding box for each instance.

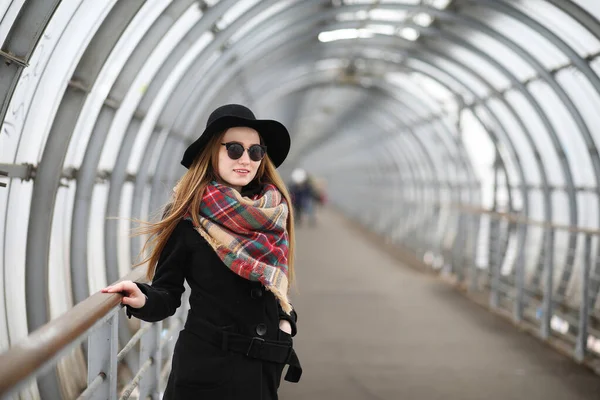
[3,0,600,395]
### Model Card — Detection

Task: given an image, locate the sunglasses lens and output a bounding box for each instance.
[248,145,266,161]
[226,143,244,160]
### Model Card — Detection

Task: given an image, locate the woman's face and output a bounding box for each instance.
[217,126,262,191]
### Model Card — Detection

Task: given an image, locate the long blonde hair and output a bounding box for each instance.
[133,131,296,285]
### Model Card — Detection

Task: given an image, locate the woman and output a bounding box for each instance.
[102,104,301,399]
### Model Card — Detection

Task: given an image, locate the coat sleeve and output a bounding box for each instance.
[278,302,298,337]
[126,220,190,322]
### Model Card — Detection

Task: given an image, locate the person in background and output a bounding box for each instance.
[289,168,322,227]
[102,104,301,399]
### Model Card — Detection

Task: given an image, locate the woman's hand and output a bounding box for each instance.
[102,280,146,309]
[279,319,292,335]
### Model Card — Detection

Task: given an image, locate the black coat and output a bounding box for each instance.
[126,216,299,399]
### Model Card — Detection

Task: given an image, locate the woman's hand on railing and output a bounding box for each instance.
[101,280,147,309]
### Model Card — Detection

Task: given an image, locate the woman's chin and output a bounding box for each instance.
[224,175,251,188]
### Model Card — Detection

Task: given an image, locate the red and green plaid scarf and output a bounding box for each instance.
[185,181,292,313]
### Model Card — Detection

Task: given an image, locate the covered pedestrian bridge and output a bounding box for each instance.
[1,0,600,399]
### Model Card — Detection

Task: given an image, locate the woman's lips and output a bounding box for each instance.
[234,169,250,175]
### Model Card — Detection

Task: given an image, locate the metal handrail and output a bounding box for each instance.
[0,266,148,398]
[452,203,600,235]
[435,203,600,370]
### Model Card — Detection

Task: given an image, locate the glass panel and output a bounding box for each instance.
[513,0,600,57]
[215,0,261,30]
[15,1,116,165]
[504,89,564,186]
[434,41,511,91]
[525,190,545,280]
[118,183,135,278]
[450,26,536,81]
[4,180,33,344]
[529,80,594,187]
[89,184,108,293]
[405,58,475,103]
[0,185,9,351]
[473,105,522,191]
[49,184,75,319]
[0,0,26,51]
[486,99,540,186]
[0,0,94,164]
[229,0,295,43]
[561,63,600,156]
[424,55,490,98]
[460,108,495,209]
[578,191,599,231]
[571,0,600,22]
[552,191,571,288]
[98,5,204,171]
[564,231,586,308]
[463,7,569,69]
[63,0,172,169]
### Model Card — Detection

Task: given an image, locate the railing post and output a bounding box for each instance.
[490,218,501,309]
[469,214,480,293]
[138,321,161,399]
[575,233,591,362]
[513,221,526,323]
[87,312,118,400]
[541,227,555,340]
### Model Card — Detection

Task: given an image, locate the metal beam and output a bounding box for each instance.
[0,0,61,126]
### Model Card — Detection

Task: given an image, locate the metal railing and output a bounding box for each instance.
[0,266,187,399]
[409,204,600,374]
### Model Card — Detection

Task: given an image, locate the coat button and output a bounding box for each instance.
[255,323,267,336]
[250,287,263,299]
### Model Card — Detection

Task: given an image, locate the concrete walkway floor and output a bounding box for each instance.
[279,209,600,400]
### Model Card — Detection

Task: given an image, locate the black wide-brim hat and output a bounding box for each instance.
[181,104,291,169]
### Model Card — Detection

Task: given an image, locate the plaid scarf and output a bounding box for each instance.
[185,181,292,313]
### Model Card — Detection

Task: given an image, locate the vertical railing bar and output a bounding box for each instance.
[514,221,526,322]
[575,233,592,362]
[86,312,118,400]
[469,214,479,293]
[491,218,501,309]
[541,227,555,339]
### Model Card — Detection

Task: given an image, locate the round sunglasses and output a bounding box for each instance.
[221,142,267,162]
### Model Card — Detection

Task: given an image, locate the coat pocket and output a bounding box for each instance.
[171,329,235,390]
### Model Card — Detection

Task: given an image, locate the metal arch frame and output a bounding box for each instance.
[354,103,441,247]
[190,17,529,287]
[0,0,61,124]
[429,1,600,301]
[175,27,488,262]
[24,2,148,397]
[215,29,542,314]
[545,0,600,40]
[185,11,527,227]
[157,0,321,136]
[188,6,598,321]
[192,2,600,288]
[247,47,485,209]
[338,111,423,239]
[176,59,476,268]
[470,0,600,301]
[70,0,200,306]
[365,108,442,250]
[208,61,473,237]
[164,1,328,140]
